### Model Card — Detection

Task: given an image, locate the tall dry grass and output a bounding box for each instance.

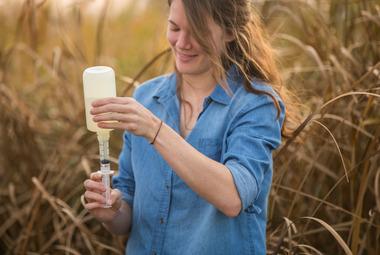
[0,0,379,254]
[261,1,380,254]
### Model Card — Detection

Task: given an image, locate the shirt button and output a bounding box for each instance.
[152,251,157,255]
[166,185,170,190]
[160,217,164,224]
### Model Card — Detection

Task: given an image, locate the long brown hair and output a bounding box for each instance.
[168,0,300,138]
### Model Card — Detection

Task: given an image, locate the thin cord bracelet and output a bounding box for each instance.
[150,120,163,145]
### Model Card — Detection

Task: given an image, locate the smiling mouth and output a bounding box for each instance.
[176,51,198,62]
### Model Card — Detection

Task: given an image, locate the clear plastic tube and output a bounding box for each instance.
[97,133,113,208]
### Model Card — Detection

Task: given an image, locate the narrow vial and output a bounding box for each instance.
[97,132,113,208]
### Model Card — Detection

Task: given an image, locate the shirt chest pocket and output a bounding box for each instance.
[198,138,222,161]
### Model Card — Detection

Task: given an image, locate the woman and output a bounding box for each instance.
[83,0,296,254]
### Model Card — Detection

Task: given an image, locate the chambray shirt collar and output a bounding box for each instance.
[209,84,231,105]
[152,68,241,106]
[152,74,177,104]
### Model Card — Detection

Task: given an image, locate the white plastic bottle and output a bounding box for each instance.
[83,66,116,136]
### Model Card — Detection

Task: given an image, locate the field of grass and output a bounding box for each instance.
[0,0,379,254]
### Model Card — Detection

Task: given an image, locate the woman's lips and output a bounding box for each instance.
[176,51,198,63]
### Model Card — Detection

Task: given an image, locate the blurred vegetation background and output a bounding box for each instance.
[0,0,379,254]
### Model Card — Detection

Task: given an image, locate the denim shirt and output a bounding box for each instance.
[113,70,285,255]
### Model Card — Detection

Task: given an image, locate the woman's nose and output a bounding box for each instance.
[177,32,192,50]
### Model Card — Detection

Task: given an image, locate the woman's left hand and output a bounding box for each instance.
[91,97,161,142]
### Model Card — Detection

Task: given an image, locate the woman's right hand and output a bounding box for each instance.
[83,172,122,223]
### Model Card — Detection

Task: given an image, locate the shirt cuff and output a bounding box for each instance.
[225,160,259,211]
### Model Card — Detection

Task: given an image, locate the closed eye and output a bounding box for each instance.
[168,20,180,32]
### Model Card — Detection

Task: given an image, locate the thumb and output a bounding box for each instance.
[110,189,122,211]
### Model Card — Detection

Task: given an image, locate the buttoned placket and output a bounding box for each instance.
[150,92,214,254]
[150,95,178,255]
[150,176,171,255]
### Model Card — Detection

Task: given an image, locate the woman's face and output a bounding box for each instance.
[167,0,227,77]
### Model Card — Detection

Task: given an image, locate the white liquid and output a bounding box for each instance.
[83,66,117,135]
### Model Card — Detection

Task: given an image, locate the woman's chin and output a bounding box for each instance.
[176,62,205,76]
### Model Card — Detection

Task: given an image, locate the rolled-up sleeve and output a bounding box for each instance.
[223,95,285,211]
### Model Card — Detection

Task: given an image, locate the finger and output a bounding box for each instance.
[91,97,116,107]
[110,189,122,210]
[84,201,106,211]
[90,103,134,115]
[90,172,102,181]
[110,189,122,203]
[93,112,133,122]
[92,97,134,107]
[84,190,106,204]
[84,179,106,193]
[97,121,137,131]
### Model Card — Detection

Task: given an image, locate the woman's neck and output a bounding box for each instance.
[181,71,216,102]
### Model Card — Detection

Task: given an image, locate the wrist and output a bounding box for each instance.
[102,207,122,226]
[148,116,163,144]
